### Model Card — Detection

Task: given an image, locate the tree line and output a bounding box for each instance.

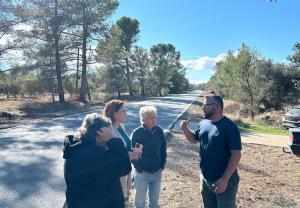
[205,43,300,120]
[0,0,190,104]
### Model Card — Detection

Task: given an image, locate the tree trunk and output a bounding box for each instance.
[250,98,255,121]
[79,6,88,103]
[159,83,163,96]
[125,58,133,96]
[54,0,64,103]
[49,56,56,110]
[86,77,91,101]
[141,83,145,97]
[140,69,145,97]
[117,88,121,99]
[75,47,79,95]
[51,77,56,110]
[141,77,145,97]
[250,110,255,121]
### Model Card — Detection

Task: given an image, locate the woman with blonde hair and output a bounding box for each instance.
[103,99,140,201]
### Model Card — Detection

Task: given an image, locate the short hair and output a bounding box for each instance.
[102,99,125,122]
[139,106,157,124]
[76,113,110,144]
[206,94,224,110]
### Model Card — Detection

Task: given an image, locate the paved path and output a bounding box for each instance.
[0,91,200,208]
[241,131,290,147]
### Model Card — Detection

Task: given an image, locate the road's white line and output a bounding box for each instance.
[164,95,199,139]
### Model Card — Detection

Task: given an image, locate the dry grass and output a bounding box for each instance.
[0,94,104,129]
[237,144,300,208]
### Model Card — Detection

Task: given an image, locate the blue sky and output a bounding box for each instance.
[111,0,300,84]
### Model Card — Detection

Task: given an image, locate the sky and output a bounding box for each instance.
[111,0,300,84]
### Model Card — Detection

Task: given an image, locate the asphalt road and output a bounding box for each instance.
[0,91,200,208]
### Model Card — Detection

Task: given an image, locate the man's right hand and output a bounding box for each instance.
[180,119,190,130]
[180,119,198,144]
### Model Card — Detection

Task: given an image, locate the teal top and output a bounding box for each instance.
[117,127,131,151]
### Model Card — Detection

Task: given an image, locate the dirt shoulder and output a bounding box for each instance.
[154,133,300,208]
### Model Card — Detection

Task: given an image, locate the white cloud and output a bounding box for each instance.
[183,53,227,84]
[181,53,226,71]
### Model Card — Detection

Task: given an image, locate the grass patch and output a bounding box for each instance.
[233,118,288,135]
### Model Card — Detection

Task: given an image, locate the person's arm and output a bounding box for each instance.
[213,122,242,193]
[160,130,167,170]
[180,120,199,144]
[97,128,131,177]
[106,138,132,177]
[213,150,241,193]
[222,150,241,180]
[131,130,144,173]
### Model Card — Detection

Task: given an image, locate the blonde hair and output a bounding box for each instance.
[139,106,157,124]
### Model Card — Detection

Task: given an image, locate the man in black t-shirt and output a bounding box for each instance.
[180,94,242,208]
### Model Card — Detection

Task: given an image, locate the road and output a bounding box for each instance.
[0,91,200,208]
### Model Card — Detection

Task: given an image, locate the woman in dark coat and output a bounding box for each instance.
[63,113,132,208]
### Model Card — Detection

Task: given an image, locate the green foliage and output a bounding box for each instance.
[63,75,76,95]
[150,43,183,96]
[95,65,126,97]
[116,16,140,51]
[0,0,194,100]
[96,24,126,97]
[198,83,207,90]
[234,119,288,135]
[115,16,140,95]
[169,68,190,94]
[0,0,25,57]
[207,45,262,119]
[207,43,300,120]
[130,46,149,96]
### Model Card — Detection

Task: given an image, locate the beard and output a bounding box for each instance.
[203,111,214,119]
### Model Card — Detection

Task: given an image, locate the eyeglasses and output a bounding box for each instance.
[202,103,217,107]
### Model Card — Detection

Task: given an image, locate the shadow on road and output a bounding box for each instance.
[0,155,64,208]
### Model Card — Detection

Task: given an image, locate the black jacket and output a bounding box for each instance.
[63,136,131,208]
[131,125,167,173]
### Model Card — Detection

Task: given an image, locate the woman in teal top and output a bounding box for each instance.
[103,99,140,202]
[117,127,131,151]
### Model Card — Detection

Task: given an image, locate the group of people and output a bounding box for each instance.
[63,93,242,208]
[63,99,166,208]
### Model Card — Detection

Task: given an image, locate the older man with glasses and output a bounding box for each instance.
[180,94,242,208]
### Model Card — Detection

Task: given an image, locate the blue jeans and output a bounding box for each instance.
[134,169,162,208]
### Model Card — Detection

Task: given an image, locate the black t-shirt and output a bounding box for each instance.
[193,116,242,182]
